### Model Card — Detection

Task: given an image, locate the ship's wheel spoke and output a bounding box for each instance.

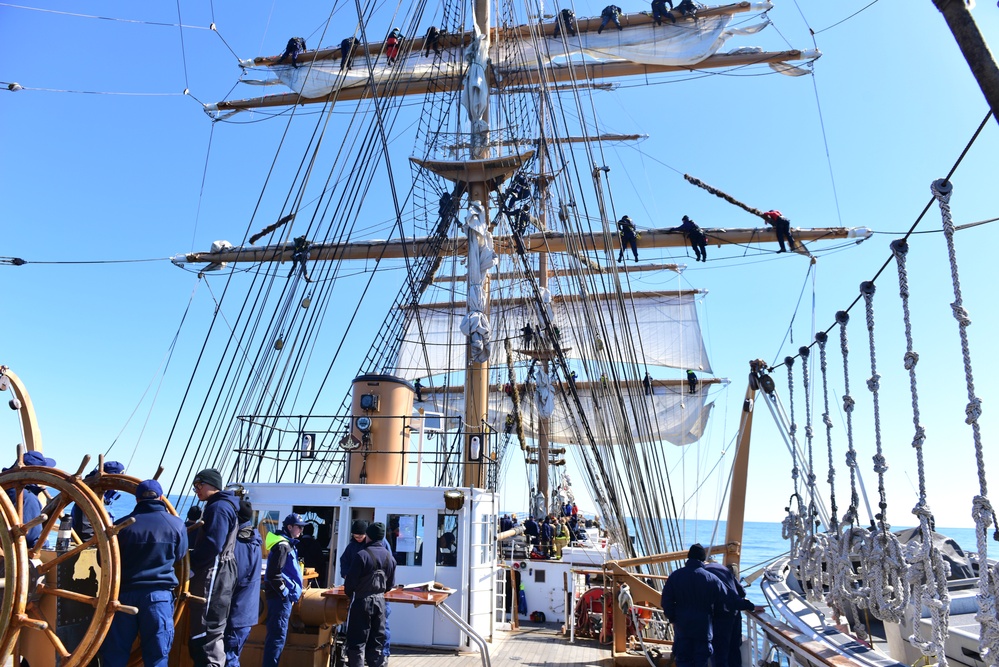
[29,494,72,558]
[0,490,29,665]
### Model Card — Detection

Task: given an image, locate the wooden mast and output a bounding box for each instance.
[933,0,999,125]
[463,0,494,490]
[722,359,766,574]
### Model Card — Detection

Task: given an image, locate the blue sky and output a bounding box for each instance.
[2,0,998,531]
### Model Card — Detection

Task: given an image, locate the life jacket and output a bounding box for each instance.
[265,531,304,602]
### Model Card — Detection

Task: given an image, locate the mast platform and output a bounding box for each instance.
[411,151,534,186]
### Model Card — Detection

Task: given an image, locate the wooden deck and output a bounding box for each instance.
[387,623,614,666]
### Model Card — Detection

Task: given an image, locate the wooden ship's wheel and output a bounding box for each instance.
[80,461,192,667]
[0,487,30,665]
[0,456,128,667]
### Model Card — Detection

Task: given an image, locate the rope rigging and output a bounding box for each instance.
[889,238,950,662]
[931,179,999,666]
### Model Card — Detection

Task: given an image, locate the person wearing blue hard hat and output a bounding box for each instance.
[4,450,57,548]
[99,479,187,667]
[262,513,305,667]
[72,460,125,541]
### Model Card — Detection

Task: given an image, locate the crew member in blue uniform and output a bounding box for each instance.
[703,560,755,667]
[661,544,731,667]
[224,498,262,667]
[617,215,640,262]
[100,479,187,667]
[344,522,396,667]
[189,468,240,667]
[597,5,624,33]
[4,450,57,548]
[276,37,307,67]
[339,519,393,660]
[71,459,125,541]
[670,215,708,262]
[263,513,305,667]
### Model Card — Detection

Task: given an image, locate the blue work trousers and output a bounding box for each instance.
[711,613,743,667]
[262,596,292,667]
[101,589,174,667]
[598,14,622,31]
[224,625,252,667]
[346,594,387,667]
[383,602,391,657]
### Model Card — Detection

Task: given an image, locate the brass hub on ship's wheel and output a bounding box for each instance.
[0,457,127,667]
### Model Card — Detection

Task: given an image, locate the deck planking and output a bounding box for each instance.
[386,623,613,666]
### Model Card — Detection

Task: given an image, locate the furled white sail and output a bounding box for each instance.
[417,383,713,446]
[460,201,496,363]
[534,14,771,67]
[394,290,712,379]
[242,4,773,100]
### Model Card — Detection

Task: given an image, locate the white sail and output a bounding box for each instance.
[244,5,772,100]
[418,383,713,446]
[394,290,712,379]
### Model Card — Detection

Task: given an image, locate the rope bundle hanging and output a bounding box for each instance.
[816,332,839,530]
[931,178,999,666]
[823,315,870,623]
[836,311,862,527]
[829,524,868,631]
[793,345,832,604]
[855,280,909,623]
[782,357,808,558]
[890,238,950,663]
[799,346,819,531]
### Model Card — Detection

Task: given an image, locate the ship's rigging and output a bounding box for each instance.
[151,0,875,567]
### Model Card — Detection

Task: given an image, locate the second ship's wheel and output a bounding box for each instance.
[0,461,126,667]
[0,488,29,666]
[81,466,192,667]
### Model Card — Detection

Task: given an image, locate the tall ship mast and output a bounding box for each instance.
[10,0,997,665]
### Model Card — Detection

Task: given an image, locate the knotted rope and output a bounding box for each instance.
[828,525,868,630]
[783,357,808,557]
[783,492,808,561]
[858,280,909,622]
[892,238,950,663]
[799,346,818,532]
[861,281,889,530]
[932,178,999,665]
[816,332,839,530]
[857,525,909,623]
[836,310,861,527]
[799,530,833,604]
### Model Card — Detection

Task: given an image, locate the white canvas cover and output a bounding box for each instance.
[393,290,712,379]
